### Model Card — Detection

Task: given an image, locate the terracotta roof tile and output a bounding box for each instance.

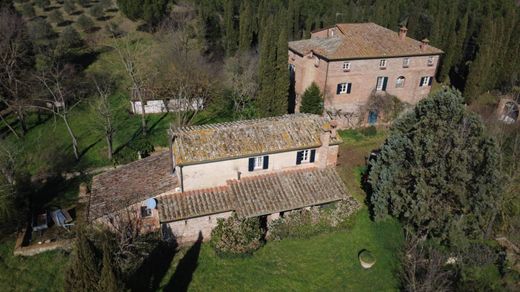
[289,22,443,60]
[88,151,179,220]
[173,114,342,165]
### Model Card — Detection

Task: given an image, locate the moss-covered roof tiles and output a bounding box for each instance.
[173,114,341,165]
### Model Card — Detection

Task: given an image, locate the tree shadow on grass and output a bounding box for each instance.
[164,232,203,292]
[113,112,168,156]
[127,240,178,292]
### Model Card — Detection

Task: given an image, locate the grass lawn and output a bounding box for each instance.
[159,208,402,291]
[0,237,68,292]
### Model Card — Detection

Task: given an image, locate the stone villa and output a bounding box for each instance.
[288,22,443,126]
[87,114,354,244]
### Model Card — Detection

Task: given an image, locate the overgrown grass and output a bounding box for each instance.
[0,237,69,292]
[159,208,403,291]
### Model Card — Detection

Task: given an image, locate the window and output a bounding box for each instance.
[296,149,316,164]
[254,156,264,169]
[342,61,351,71]
[336,82,352,94]
[420,76,432,87]
[396,76,406,88]
[379,59,387,69]
[314,56,320,67]
[248,156,269,171]
[403,57,410,68]
[141,206,152,218]
[427,56,434,66]
[376,76,388,91]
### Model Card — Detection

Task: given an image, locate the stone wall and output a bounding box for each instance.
[162,211,233,244]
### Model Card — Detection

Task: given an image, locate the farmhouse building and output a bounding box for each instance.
[88,114,355,244]
[288,23,443,126]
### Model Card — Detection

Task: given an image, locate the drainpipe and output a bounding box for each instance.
[167,127,176,175]
[323,59,330,114]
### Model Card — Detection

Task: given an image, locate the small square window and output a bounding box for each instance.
[254,156,264,170]
[342,62,351,71]
[379,59,387,69]
[314,56,320,67]
[421,76,431,87]
[141,206,152,218]
[403,58,410,68]
[427,56,434,66]
[339,83,348,94]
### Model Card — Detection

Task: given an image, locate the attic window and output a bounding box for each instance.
[379,59,387,69]
[342,62,351,72]
[403,58,410,68]
[427,56,434,66]
[314,56,320,67]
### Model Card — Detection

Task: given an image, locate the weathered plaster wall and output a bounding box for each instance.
[178,148,322,191]
[162,211,233,244]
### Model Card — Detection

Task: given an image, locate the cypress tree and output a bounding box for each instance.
[65,232,100,291]
[100,240,122,292]
[238,1,253,52]
[300,82,323,114]
[256,15,277,117]
[223,0,238,56]
[273,12,289,115]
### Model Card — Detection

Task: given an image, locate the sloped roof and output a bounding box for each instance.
[157,187,233,222]
[157,167,351,222]
[88,151,178,220]
[230,167,349,218]
[289,23,443,60]
[172,114,342,166]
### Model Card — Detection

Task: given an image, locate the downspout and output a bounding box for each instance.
[322,60,330,114]
[180,166,184,192]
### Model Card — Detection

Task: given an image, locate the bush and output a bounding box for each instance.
[76,15,94,32]
[88,4,104,19]
[27,18,55,41]
[210,213,264,256]
[360,126,377,137]
[300,82,323,114]
[48,10,64,24]
[34,0,50,9]
[267,199,360,240]
[77,0,90,8]
[63,0,76,15]
[99,0,112,9]
[59,26,83,48]
[20,3,35,18]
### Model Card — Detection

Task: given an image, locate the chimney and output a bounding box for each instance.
[420,38,430,51]
[330,119,338,139]
[398,26,408,40]
[318,122,332,169]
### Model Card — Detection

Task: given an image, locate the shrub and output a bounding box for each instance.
[77,0,90,8]
[76,15,94,32]
[360,126,377,137]
[267,199,360,240]
[27,18,55,41]
[210,213,264,256]
[48,10,64,24]
[34,0,50,9]
[59,26,83,48]
[99,0,112,9]
[20,3,35,18]
[300,82,323,114]
[63,0,76,15]
[89,4,104,19]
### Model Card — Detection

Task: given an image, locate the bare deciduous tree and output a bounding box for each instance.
[224,52,258,118]
[34,64,83,160]
[90,73,116,160]
[109,34,151,136]
[0,8,31,138]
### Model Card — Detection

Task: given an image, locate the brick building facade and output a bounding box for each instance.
[288,23,443,127]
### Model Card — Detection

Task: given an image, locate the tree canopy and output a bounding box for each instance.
[368,88,502,244]
[300,82,323,114]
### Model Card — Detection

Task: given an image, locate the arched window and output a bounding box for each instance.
[396,76,406,88]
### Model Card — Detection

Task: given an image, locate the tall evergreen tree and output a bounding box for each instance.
[65,232,101,291]
[223,0,238,56]
[300,82,323,114]
[100,240,122,292]
[238,1,253,52]
[274,12,289,114]
[256,15,277,117]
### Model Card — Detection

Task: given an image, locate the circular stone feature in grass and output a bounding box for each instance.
[358,249,376,269]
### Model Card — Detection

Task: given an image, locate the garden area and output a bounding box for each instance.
[0,127,404,291]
